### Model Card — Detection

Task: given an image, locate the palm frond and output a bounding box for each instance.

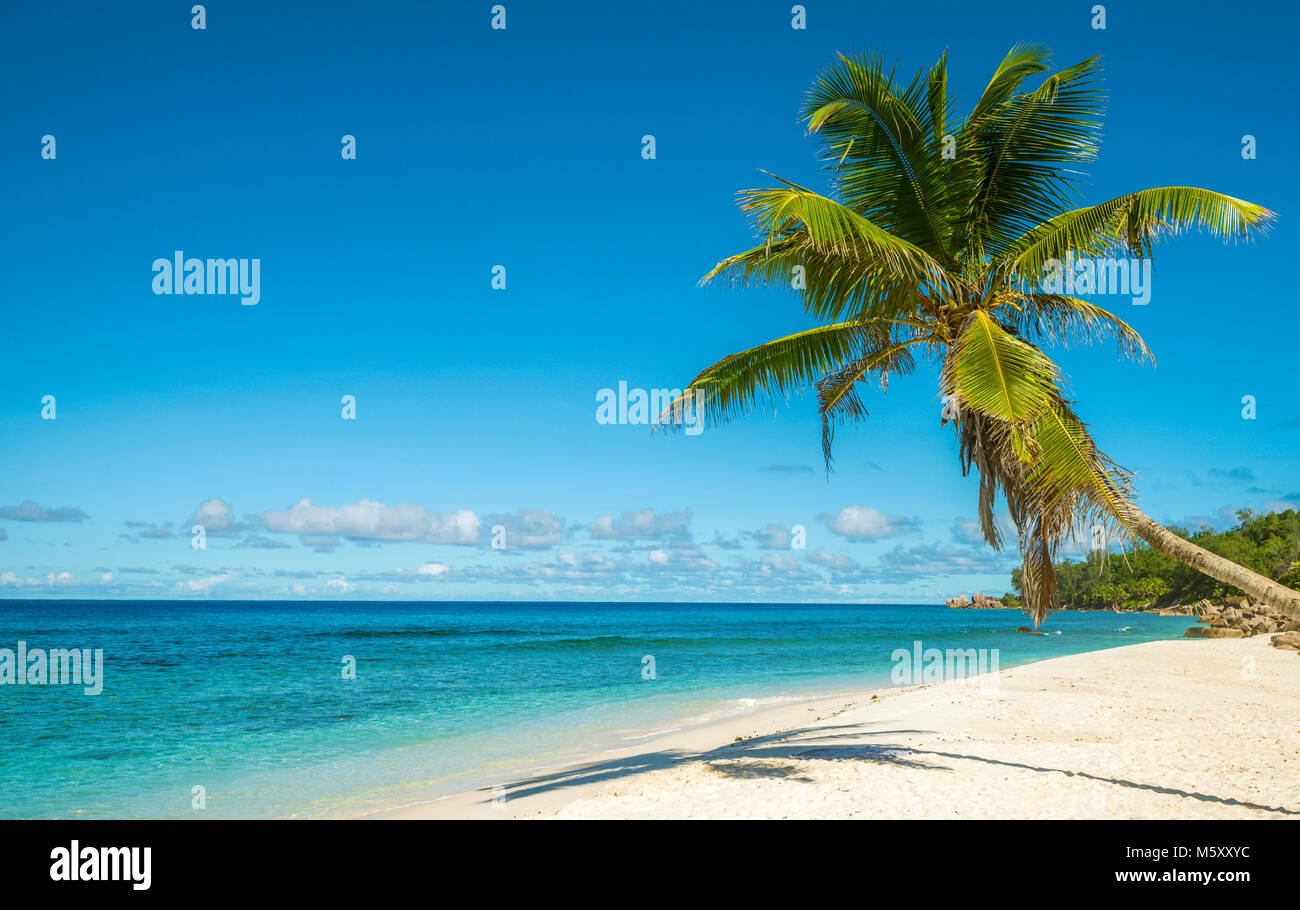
[1018,514,1061,626]
[964,43,1052,128]
[657,320,879,429]
[816,336,922,467]
[940,310,1059,425]
[736,178,946,280]
[802,52,958,261]
[1021,399,1136,538]
[997,293,1154,364]
[926,49,951,150]
[702,186,952,322]
[961,55,1105,259]
[999,186,1275,282]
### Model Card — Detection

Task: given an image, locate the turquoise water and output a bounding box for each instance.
[0,600,1190,818]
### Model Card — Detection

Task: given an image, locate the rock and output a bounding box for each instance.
[1246,618,1272,637]
[1221,607,1242,623]
[946,593,1014,609]
[1279,620,1300,633]
[1270,632,1300,650]
[1016,626,1046,635]
[1225,595,1249,609]
[1184,626,1245,639]
[1191,600,1216,616]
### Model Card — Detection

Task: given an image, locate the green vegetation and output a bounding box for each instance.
[1009,509,1300,610]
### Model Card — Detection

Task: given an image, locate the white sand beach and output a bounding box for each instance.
[370,636,1299,820]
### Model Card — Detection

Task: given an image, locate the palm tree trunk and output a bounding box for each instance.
[1127,506,1300,621]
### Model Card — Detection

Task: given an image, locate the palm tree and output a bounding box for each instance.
[668,45,1300,625]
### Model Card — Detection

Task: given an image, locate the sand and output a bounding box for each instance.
[367,636,1299,820]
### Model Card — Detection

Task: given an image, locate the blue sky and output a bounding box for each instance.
[1,0,1297,601]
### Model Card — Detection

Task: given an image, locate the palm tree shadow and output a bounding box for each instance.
[478,720,1300,817]
[483,724,935,803]
[704,744,941,782]
[917,748,1300,817]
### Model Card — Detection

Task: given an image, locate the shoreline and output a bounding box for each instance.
[357,633,1298,820]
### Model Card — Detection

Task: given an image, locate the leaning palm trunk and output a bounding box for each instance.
[1127,506,1300,620]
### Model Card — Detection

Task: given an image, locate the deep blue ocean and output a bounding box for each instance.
[0,600,1190,818]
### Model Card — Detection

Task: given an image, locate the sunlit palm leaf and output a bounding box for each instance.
[941,310,1059,425]
[998,293,1155,364]
[658,321,877,428]
[1022,400,1135,535]
[962,55,1105,260]
[964,43,1051,128]
[702,240,928,323]
[737,178,947,282]
[1000,186,1275,282]
[802,52,956,261]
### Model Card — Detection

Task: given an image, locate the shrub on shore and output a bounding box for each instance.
[1009,509,1300,610]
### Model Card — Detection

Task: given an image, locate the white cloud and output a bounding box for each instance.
[175,572,236,593]
[300,534,341,553]
[484,508,565,549]
[1264,494,1300,513]
[752,553,819,579]
[0,501,88,522]
[820,506,916,541]
[0,571,43,587]
[873,543,1015,581]
[589,508,691,541]
[753,523,792,550]
[262,498,481,545]
[187,498,252,537]
[807,547,858,572]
